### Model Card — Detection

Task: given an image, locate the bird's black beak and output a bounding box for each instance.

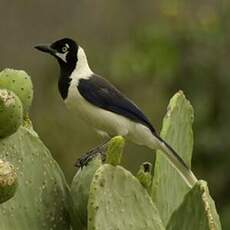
[34,44,56,55]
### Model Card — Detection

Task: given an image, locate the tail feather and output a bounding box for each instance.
[156,135,198,188]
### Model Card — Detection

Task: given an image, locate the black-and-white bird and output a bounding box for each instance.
[35,38,197,188]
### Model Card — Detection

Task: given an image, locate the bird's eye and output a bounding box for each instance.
[62,46,68,53]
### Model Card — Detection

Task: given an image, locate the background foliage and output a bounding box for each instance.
[0,0,229,228]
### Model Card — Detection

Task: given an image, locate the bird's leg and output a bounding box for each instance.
[75,139,110,168]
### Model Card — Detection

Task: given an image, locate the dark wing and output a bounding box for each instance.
[77,74,155,133]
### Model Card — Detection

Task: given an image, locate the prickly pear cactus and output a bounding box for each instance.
[151,91,222,229]
[71,157,102,229]
[0,68,70,229]
[0,89,23,138]
[0,126,71,230]
[167,180,221,230]
[0,68,33,114]
[152,91,195,225]
[71,137,165,230]
[88,164,164,230]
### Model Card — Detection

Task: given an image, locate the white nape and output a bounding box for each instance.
[70,46,93,83]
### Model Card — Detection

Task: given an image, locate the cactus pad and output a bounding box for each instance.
[71,157,102,229]
[167,180,222,230]
[0,69,33,113]
[88,164,165,230]
[0,126,70,230]
[0,89,23,138]
[152,91,195,225]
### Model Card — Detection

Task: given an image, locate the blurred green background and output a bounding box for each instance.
[0,0,229,228]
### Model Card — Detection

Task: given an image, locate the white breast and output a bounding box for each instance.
[65,82,130,137]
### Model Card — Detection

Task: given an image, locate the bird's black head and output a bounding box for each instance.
[35,38,79,75]
[35,38,79,99]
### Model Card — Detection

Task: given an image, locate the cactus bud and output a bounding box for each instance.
[136,162,152,193]
[105,136,125,166]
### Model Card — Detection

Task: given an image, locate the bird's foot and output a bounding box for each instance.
[75,144,107,168]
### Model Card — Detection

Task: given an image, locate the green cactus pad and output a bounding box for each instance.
[167,180,222,230]
[71,157,102,230]
[0,89,23,138]
[0,159,17,204]
[0,126,70,230]
[151,91,195,225]
[0,69,33,113]
[88,164,165,230]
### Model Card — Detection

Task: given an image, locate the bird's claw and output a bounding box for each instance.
[75,144,107,168]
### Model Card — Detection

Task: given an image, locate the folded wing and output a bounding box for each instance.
[77,74,156,134]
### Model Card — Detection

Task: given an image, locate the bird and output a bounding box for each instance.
[35,38,197,188]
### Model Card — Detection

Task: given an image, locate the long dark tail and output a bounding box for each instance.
[156,135,197,188]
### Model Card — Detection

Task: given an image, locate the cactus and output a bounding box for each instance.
[151,91,222,229]
[0,126,71,230]
[0,69,222,229]
[136,162,152,194]
[151,91,195,225]
[0,159,17,204]
[87,137,165,230]
[0,69,70,229]
[0,89,23,138]
[70,137,165,230]
[105,136,125,166]
[0,68,33,114]
[167,180,221,230]
[70,157,102,229]
[88,164,165,230]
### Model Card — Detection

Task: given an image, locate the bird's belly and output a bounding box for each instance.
[64,87,131,137]
[64,85,160,149]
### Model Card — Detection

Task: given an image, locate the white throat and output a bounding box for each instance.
[70,46,93,81]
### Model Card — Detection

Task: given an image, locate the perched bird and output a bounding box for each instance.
[35,38,197,188]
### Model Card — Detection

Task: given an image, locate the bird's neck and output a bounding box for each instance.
[57,50,77,100]
[58,67,73,100]
[70,47,93,81]
[58,47,93,100]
